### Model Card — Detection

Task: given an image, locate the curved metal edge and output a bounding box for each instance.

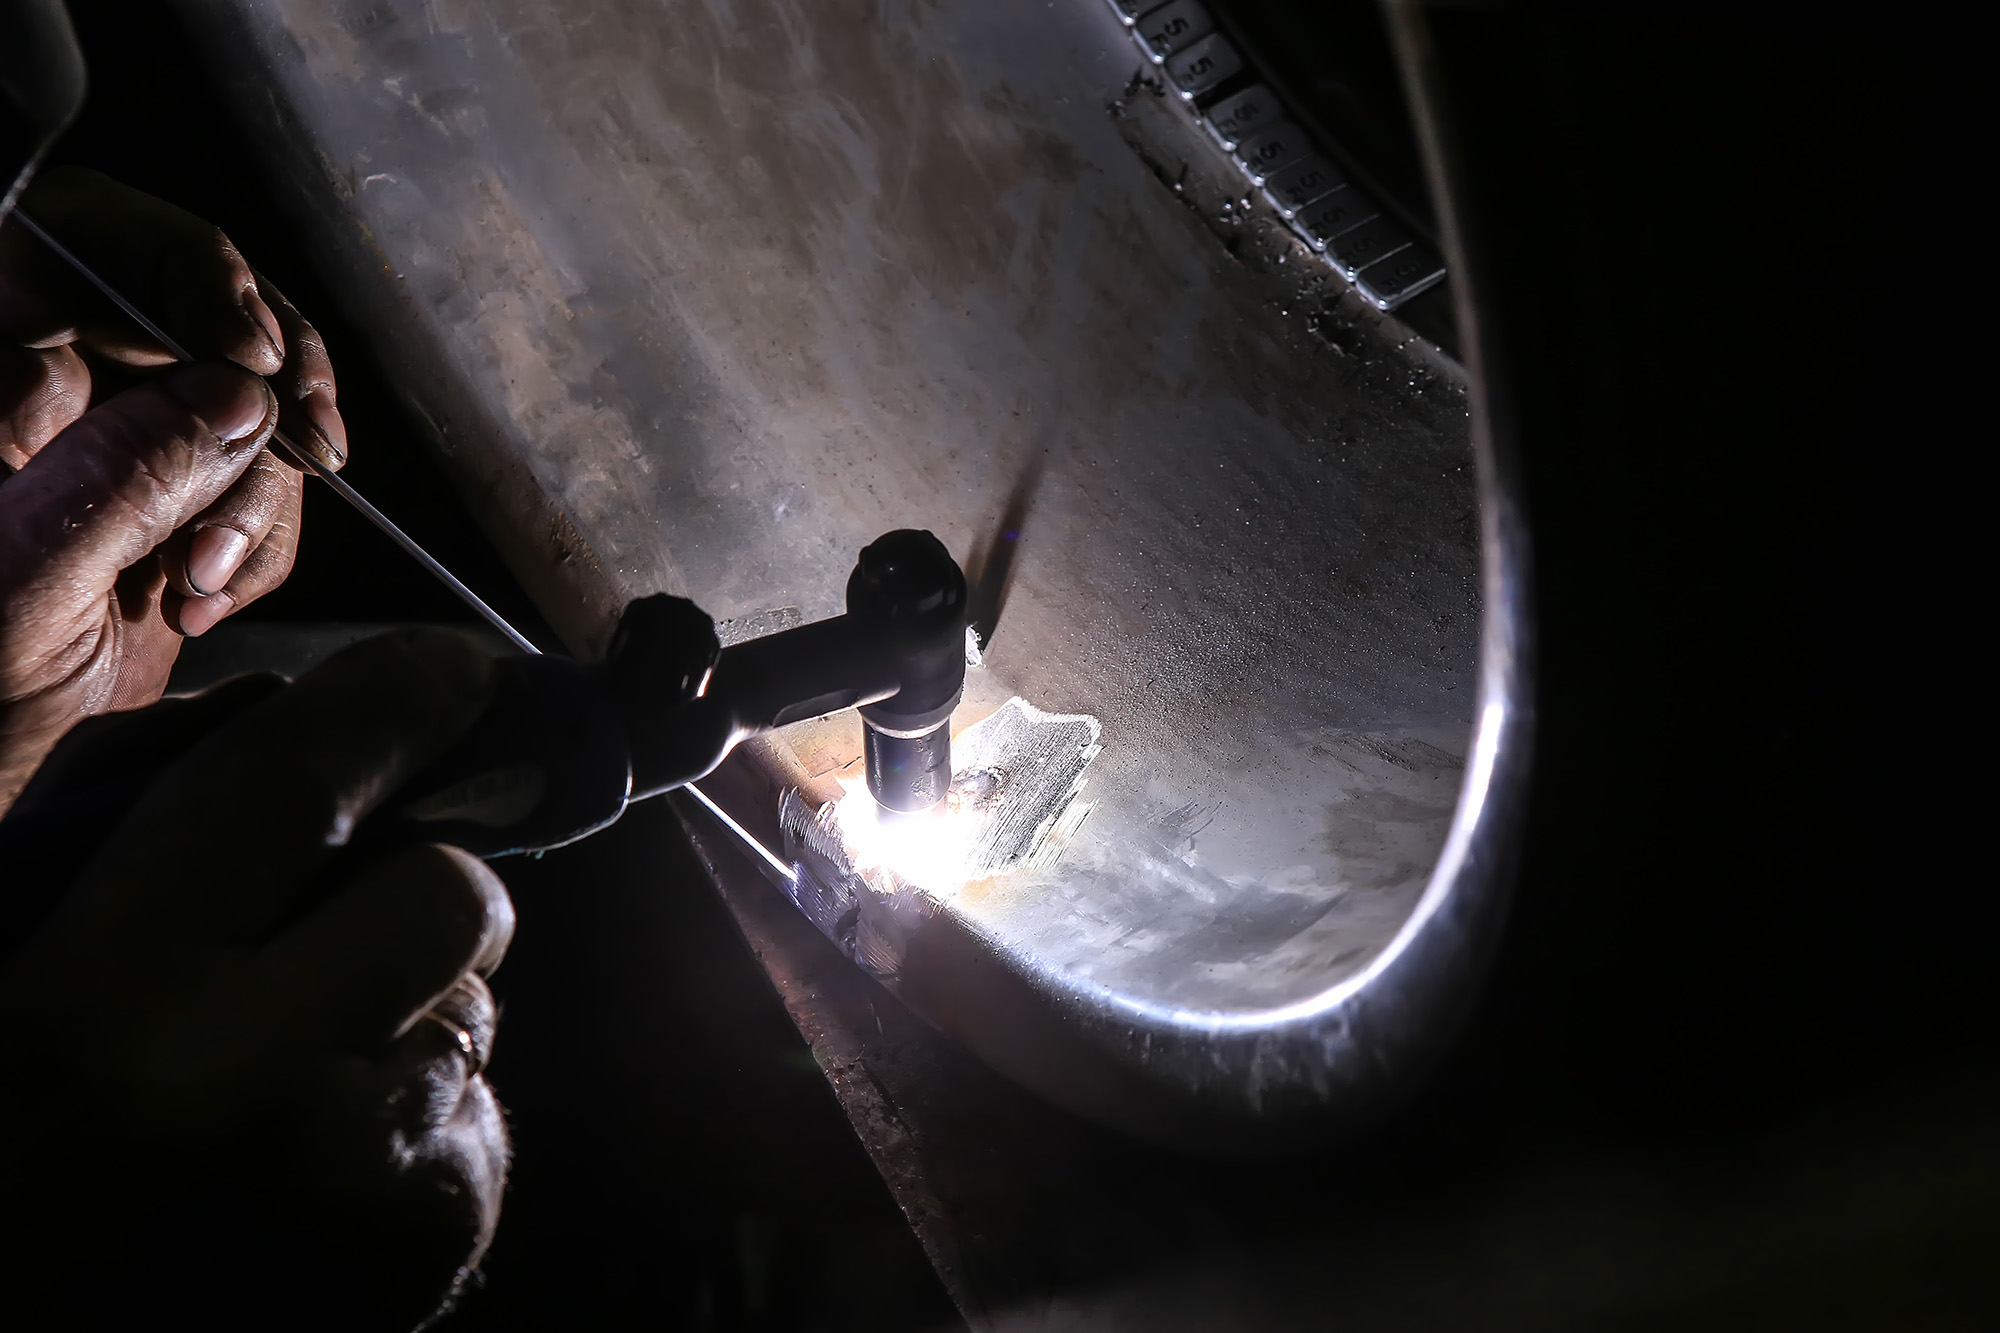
[165,0,1529,1155]
[863,0,1536,1155]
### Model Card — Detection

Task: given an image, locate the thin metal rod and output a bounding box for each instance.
[15,206,764,860]
[681,781,798,884]
[300,462,539,654]
[13,208,539,655]
[14,210,193,358]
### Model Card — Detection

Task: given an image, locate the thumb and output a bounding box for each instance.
[0,363,275,627]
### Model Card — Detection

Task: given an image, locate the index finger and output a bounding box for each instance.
[68,628,499,950]
[0,167,283,375]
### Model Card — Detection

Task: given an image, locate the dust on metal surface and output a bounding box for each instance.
[179,0,1506,1144]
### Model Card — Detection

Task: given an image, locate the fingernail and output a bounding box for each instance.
[241,287,285,363]
[169,363,274,444]
[177,589,235,637]
[187,525,253,597]
[304,384,347,466]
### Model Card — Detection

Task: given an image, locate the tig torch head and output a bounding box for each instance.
[847,530,967,813]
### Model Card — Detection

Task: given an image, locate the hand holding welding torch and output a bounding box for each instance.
[0,528,972,902]
[0,630,512,1327]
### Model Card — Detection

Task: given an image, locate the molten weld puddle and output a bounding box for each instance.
[776,699,1102,967]
[828,778,984,896]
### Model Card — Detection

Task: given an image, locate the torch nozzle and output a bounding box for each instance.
[849,528,967,813]
[863,718,953,813]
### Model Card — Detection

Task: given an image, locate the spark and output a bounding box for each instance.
[827,775,982,897]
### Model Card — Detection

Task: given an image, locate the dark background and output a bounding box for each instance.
[38,1,1992,1328]
[51,3,956,1328]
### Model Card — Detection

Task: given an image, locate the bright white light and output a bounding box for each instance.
[827,776,981,897]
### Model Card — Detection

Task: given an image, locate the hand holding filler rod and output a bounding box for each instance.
[11,210,968,863]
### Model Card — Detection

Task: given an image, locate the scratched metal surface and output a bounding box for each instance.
[177,0,1524,1148]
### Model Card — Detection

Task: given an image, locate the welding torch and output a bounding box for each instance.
[0,522,967,963]
[0,4,974,978]
[1,152,967,894]
[374,527,969,859]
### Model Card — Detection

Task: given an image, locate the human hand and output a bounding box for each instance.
[0,629,514,1330]
[0,361,277,808]
[0,167,347,808]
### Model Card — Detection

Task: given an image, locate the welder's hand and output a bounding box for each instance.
[0,629,513,1330]
[0,167,349,805]
[0,362,278,811]
[1,165,346,471]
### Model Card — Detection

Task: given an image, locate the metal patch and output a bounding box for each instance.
[778,698,1103,974]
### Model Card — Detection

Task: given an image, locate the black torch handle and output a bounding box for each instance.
[0,532,968,944]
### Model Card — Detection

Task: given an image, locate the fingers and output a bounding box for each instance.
[255,843,513,1055]
[0,363,275,639]
[365,1028,511,1273]
[391,1067,510,1271]
[423,974,500,1074]
[253,271,346,471]
[1,169,347,486]
[287,1049,510,1324]
[173,447,292,597]
[166,448,305,637]
[0,343,89,473]
[3,167,282,374]
[71,628,499,946]
[109,555,184,710]
[291,993,512,1281]
[353,978,501,1139]
[351,1054,512,1276]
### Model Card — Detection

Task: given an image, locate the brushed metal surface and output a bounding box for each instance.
[174,0,1527,1149]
